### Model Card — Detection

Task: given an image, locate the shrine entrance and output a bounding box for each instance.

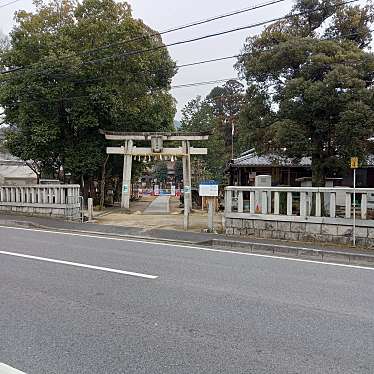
[100,131,209,226]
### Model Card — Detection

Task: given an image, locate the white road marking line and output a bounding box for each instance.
[0,363,26,374]
[0,250,158,280]
[0,224,373,272]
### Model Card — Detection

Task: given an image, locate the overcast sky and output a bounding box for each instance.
[0,0,370,119]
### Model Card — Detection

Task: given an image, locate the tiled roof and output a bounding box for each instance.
[231,151,374,168]
[0,163,37,179]
[231,151,311,168]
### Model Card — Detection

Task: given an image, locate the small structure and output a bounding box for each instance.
[228,150,374,188]
[0,161,37,186]
[0,128,38,185]
[229,150,312,186]
[100,131,209,213]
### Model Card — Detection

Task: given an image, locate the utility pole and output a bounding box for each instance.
[228,115,236,160]
[231,120,234,160]
[353,167,356,247]
[351,157,359,247]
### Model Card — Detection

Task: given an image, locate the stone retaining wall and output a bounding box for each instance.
[224,216,374,247]
[0,203,80,220]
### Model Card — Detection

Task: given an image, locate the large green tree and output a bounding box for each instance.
[238,0,374,185]
[0,0,176,186]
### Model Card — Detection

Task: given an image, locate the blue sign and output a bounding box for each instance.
[200,180,218,185]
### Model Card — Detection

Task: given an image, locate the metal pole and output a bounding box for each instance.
[231,121,234,160]
[353,168,356,247]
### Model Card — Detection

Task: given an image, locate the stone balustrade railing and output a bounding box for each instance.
[224,186,374,247]
[0,184,81,220]
[225,186,373,219]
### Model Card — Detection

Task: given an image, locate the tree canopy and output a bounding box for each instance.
[237,0,374,185]
[0,0,177,182]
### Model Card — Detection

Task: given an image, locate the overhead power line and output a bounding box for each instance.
[42,27,374,86]
[0,0,21,8]
[0,0,358,76]
[172,78,238,89]
[174,26,373,69]
[80,0,288,55]
[46,56,242,86]
[177,55,240,68]
[75,0,360,67]
[8,77,241,105]
[1,26,370,89]
[0,0,287,74]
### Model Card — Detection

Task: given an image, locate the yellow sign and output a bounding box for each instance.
[351,157,359,169]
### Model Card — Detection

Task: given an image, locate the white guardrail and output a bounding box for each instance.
[225,186,374,220]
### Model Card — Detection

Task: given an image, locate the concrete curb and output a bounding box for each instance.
[200,239,374,266]
[2,218,374,266]
[0,220,197,246]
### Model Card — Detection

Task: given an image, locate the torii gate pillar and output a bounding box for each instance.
[121,140,133,209]
[182,140,192,215]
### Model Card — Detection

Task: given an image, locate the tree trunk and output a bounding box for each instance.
[311,148,327,216]
[311,135,324,187]
[312,159,324,186]
[25,161,41,184]
[100,155,109,209]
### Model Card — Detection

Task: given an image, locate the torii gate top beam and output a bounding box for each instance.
[101,129,208,212]
[100,130,210,141]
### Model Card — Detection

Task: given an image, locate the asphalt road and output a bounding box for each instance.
[0,226,374,374]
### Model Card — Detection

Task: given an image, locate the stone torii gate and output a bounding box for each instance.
[101,131,209,213]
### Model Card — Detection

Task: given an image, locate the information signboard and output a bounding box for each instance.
[199,180,219,197]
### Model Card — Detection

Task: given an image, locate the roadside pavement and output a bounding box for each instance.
[0,212,218,243]
[1,212,374,267]
[95,210,224,232]
[93,196,223,232]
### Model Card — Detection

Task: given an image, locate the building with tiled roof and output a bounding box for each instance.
[228,149,374,187]
[0,128,37,185]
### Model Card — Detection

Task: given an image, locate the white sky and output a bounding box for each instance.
[0,0,371,119]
